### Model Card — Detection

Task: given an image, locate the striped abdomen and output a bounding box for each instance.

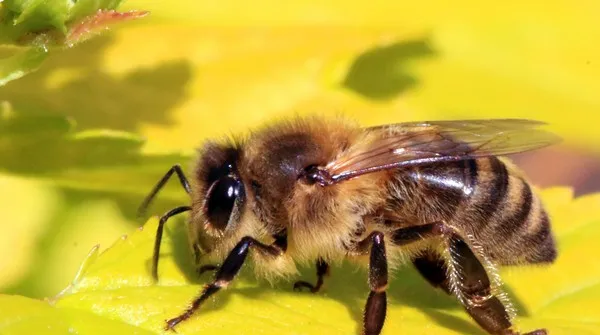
[389,156,557,265]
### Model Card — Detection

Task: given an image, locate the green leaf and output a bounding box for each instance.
[0,173,142,299]
[0,0,147,86]
[0,103,74,135]
[0,175,61,291]
[0,295,154,334]
[1,188,598,334]
[0,46,48,86]
[0,109,187,191]
[0,0,136,42]
[1,0,69,33]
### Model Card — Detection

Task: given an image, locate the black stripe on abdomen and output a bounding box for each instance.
[523,210,557,263]
[471,157,510,234]
[481,158,509,218]
[498,178,533,247]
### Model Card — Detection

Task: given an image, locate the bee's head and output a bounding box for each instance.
[190,141,247,259]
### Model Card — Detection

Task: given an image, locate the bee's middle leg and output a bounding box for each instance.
[293,258,329,293]
[351,231,388,335]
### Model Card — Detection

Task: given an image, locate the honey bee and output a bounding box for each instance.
[139,116,560,335]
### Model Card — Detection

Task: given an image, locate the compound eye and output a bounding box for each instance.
[205,176,244,231]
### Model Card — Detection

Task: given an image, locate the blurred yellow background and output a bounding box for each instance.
[0,0,599,306]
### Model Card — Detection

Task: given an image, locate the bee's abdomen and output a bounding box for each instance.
[456,157,557,265]
[392,157,557,265]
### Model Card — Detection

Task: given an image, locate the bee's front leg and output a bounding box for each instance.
[140,164,193,282]
[152,206,192,281]
[197,264,218,276]
[165,236,285,331]
[191,243,219,277]
[138,164,191,219]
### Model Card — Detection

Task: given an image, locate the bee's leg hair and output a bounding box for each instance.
[152,206,192,281]
[164,236,286,332]
[352,231,388,335]
[388,222,547,335]
[137,164,191,219]
[293,258,329,293]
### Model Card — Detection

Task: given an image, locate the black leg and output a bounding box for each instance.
[293,258,329,293]
[137,164,191,219]
[390,221,448,245]
[152,206,192,281]
[165,236,285,331]
[352,231,388,335]
[197,264,218,277]
[448,236,549,335]
[412,249,451,294]
[389,222,547,335]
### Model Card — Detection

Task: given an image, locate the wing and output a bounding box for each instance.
[324,119,561,183]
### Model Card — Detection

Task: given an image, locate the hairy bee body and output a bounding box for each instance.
[189,117,375,274]
[384,157,556,266]
[143,115,558,335]
[189,118,555,274]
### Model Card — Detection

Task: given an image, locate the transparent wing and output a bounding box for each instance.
[325,119,561,183]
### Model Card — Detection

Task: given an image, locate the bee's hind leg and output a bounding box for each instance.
[293,258,329,293]
[445,236,547,335]
[412,249,451,294]
[389,221,547,335]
